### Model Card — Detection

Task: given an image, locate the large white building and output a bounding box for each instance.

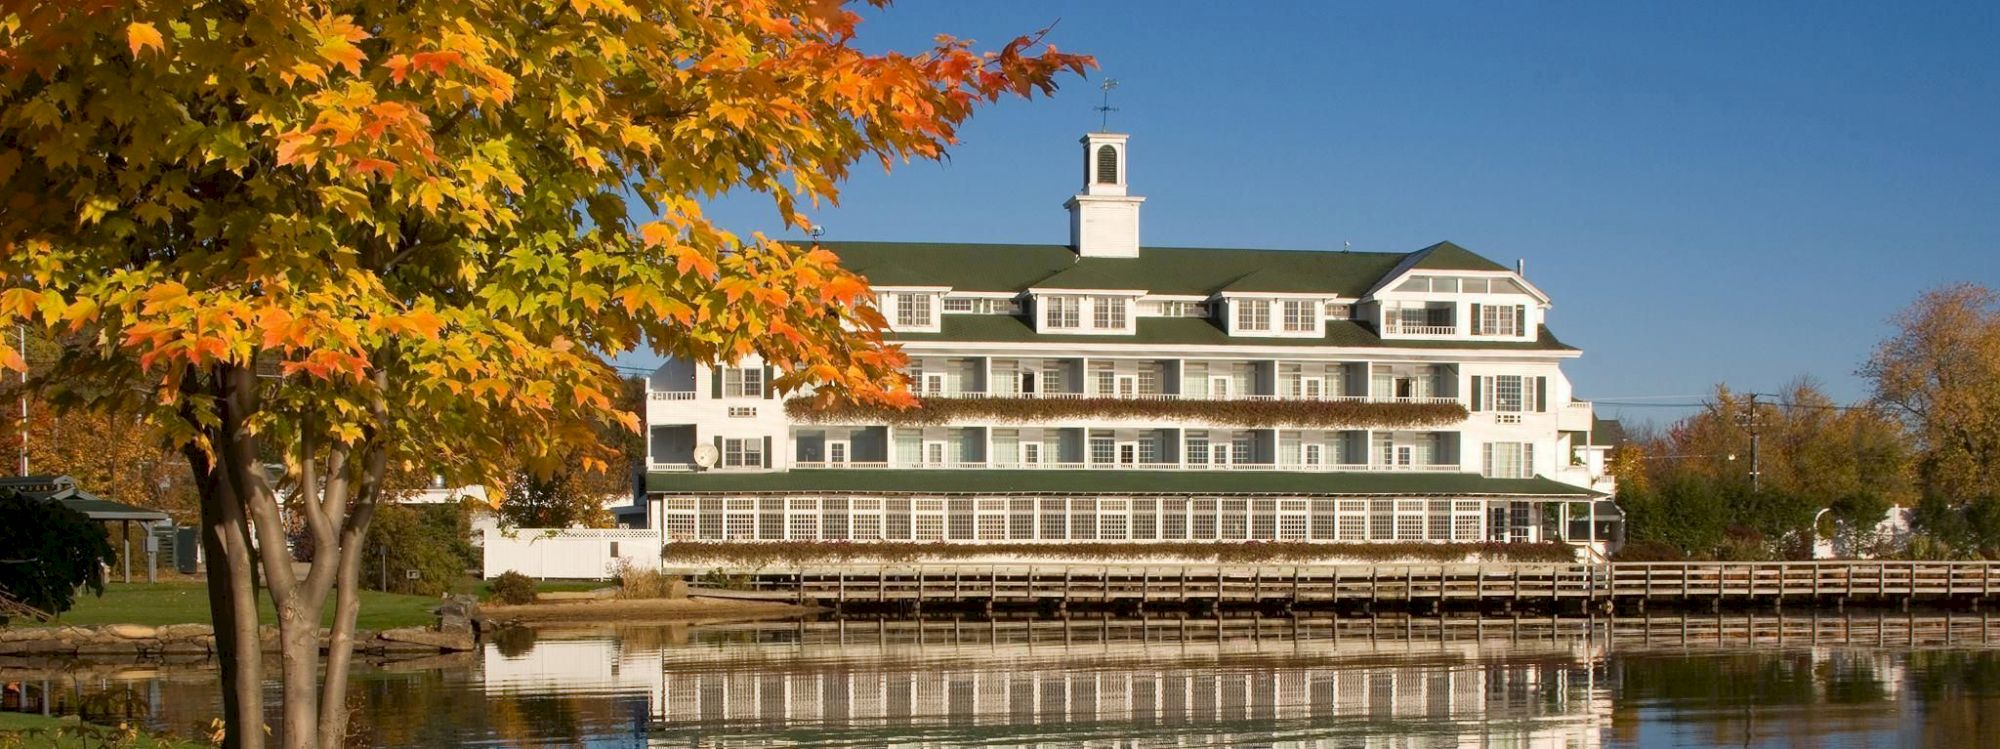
[640,131,1620,552]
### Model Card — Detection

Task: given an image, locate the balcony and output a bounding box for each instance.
[1382,320,1457,337]
[788,459,1461,473]
[787,393,1468,430]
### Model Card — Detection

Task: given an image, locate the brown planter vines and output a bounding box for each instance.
[661,540,1576,567]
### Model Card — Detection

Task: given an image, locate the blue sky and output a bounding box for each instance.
[660,1,2000,426]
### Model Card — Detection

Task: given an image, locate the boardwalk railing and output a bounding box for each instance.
[749,561,2000,609]
[1609,561,2000,601]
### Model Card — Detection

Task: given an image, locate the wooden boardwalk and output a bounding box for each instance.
[751,561,2000,612]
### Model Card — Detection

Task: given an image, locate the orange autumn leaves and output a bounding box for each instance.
[0,0,1088,475]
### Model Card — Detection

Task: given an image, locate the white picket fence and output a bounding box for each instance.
[481,527,659,580]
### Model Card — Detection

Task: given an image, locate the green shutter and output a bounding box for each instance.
[762,436,773,467]
[1535,377,1548,412]
[1470,376,1483,411]
[1514,305,1526,336]
[709,366,723,398]
[1470,303,1482,335]
[761,364,775,399]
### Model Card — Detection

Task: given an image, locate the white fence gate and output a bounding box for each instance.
[481,528,659,579]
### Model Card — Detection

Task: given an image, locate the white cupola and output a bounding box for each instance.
[1064,132,1145,258]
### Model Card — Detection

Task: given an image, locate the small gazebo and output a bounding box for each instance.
[0,475,171,583]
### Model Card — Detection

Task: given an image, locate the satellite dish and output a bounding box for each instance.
[692,444,719,469]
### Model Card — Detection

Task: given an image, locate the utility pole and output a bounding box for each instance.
[1736,393,1762,493]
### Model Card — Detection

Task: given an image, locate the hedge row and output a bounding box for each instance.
[661,540,1577,567]
[785,396,1468,429]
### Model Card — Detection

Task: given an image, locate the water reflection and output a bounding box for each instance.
[6,615,2000,747]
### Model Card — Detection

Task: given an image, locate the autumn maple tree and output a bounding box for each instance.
[0,2,1088,747]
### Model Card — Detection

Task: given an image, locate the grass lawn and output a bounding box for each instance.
[43,581,440,631]
[0,712,201,748]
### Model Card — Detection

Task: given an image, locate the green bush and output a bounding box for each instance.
[1612,539,1686,562]
[0,490,116,624]
[361,503,476,596]
[489,571,538,605]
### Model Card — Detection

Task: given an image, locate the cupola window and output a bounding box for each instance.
[1095,144,1118,184]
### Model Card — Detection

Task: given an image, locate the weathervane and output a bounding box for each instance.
[1094,78,1120,131]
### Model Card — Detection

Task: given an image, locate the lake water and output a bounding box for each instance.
[10,614,2000,748]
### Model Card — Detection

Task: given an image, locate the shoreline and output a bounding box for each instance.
[478,595,818,626]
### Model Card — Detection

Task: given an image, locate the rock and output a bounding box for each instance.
[436,594,478,636]
[74,640,142,656]
[100,624,159,640]
[377,627,475,652]
[155,624,215,639]
[161,638,213,656]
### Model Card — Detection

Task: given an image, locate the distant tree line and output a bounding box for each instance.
[1616,283,2000,560]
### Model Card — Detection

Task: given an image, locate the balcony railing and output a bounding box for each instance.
[1383,320,1457,336]
[912,390,1458,405]
[788,460,1461,473]
[649,390,698,401]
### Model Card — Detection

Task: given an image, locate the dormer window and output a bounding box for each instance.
[1472,303,1526,336]
[1281,300,1315,332]
[893,293,934,328]
[1095,144,1119,184]
[1046,296,1081,329]
[1092,295,1128,330]
[1237,300,1270,331]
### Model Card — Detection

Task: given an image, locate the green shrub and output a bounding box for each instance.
[0,490,116,624]
[361,502,476,596]
[489,571,538,605]
[1612,540,1686,562]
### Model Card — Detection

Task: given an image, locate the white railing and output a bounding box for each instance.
[649,390,698,401]
[787,460,1463,473]
[905,391,1459,406]
[1383,321,1458,336]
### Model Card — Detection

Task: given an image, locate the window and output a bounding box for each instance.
[722,367,763,398]
[1475,304,1524,336]
[942,297,974,313]
[726,406,757,418]
[894,293,934,328]
[1483,442,1536,479]
[1237,300,1270,331]
[1095,144,1118,184]
[944,297,1002,314]
[1186,433,1210,466]
[722,438,764,468]
[1046,296,1081,329]
[1154,300,1189,317]
[1324,302,1353,320]
[1092,296,1128,330]
[1282,300,1315,332]
[1493,375,1524,412]
[1090,431,1116,466]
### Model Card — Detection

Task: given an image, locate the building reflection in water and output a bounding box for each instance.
[484,619,1616,748]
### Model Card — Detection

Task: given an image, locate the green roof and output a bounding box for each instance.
[820,241,1480,297]
[824,242,1077,292]
[0,475,171,522]
[647,470,1603,498]
[887,315,1578,352]
[1408,241,1511,272]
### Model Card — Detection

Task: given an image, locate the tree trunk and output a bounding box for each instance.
[191,446,266,749]
[315,497,375,747]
